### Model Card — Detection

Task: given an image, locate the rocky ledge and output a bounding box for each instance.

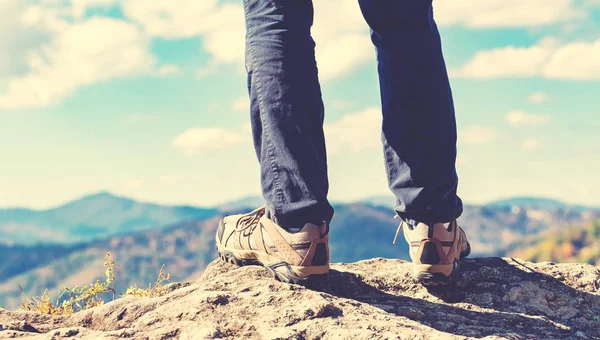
[1,257,599,339]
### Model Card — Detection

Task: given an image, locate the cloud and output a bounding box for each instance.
[324,107,381,155]
[232,96,250,112]
[451,38,558,79]
[156,64,180,77]
[434,0,584,28]
[460,126,498,144]
[172,127,245,155]
[123,0,373,81]
[521,138,544,151]
[506,111,551,126]
[175,107,383,156]
[315,33,374,81]
[0,17,155,109]
[311,1,373,81]
[453,37,600,80]
[122,1,246,66]
[0,2,61,78]
[528,92,551,104]
[199,5,246,65]
[122,0,221,38]
[71,0,119,18]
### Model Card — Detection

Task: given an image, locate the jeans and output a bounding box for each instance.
[243,0,463,230]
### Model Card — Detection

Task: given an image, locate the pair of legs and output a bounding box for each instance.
[244,0,462,230]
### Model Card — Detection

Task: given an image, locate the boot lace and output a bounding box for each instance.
[393,214,403,245]
[235,206,266,235]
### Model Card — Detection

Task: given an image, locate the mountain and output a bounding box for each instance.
[484,196,596,212]
[456,204,599,255]
[2,258,599,339]
[506,220,600,266]
[1,193,599,308]
[359,195,397,208]
[0,216,220,309]
[0,192,218,245]
[0,204,407,308]
[214,195,265,212]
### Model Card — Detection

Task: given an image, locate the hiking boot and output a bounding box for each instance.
[394,219,471,285]
[216,207,330,284]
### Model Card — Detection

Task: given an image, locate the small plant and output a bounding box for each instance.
[124,265,171,298]
[20,288,72,316]
[19,252,170,315]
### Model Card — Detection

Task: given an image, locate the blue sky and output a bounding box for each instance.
[1,0,599,209]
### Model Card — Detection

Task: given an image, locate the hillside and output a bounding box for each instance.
[0,205,407,308]
[0,192,218,245]
[0,217,221,309]
[2,197,599,308]
[1,257,599,339]
[508,220,600,266]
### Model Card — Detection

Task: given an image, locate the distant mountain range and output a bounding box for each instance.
[0,192,598,307]
[505,220,600,266]
[0,203,405,308]
[0,192,217,245]
[2,192,596,246]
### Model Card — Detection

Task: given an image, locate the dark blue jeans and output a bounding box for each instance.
[244,0,462,230]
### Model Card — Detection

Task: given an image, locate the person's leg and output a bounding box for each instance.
[243,0,334,230]
[358,0,462,226]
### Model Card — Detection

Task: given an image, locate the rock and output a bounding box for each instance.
[1,257,599,339]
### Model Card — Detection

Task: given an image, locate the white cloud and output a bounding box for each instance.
[0,17,154,109]
[199,5,245,65]
[521,138,544,151]
[156,64,180,77]
[172,127,245,155]
[315,33,374,81]
[121,0,219,38]
[232,96,250,112]
[122,0,373,81]
[528,92,551,104]
[122,1,246,66]
[324,107,381,155]
[543,39,600,80]
[71,0,119,18]
[119,0,593,84]
[460,126,498,144]
[434,0,584,28]
[312,1,373,81]
[452,38,558,79]
[170,107,383,157]
[506,110,551,126]
[0,2,61,78]
[453,38,600,80]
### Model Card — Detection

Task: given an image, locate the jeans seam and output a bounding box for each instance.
[382,139,394,195]
[244,0,285,216]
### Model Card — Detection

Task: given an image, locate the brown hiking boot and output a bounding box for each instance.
[216,207,330,284]
[394,219,471,285]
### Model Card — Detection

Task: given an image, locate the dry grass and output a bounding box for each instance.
[19,252,170,315]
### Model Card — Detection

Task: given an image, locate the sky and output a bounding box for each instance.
[0,0,599,209]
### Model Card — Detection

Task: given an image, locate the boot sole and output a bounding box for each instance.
[217,248,329,286]
[413,241,471,286]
